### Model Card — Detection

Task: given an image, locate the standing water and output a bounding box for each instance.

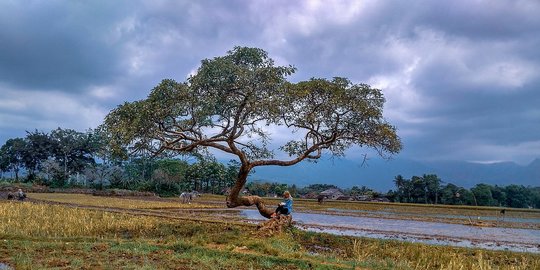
[240,209,540,253]
[0,263,13,270]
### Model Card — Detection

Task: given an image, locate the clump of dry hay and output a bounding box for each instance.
[256,215,293,237]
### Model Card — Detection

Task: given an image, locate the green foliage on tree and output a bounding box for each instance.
[471,184,495,206]
[23,130,53,181]
[0,138,27,181]
[101,46,402,218]
[49,128,100,185]
[348,185,376,197]
[0,128,103,186]
[246,181,289,197]
[505,185,531,208]
[391,174,539,208]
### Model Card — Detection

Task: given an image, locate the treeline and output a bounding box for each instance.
[390,174,540,208]
[245,182,382,199]
[0,128,239,196]
[244,177,540,209]
[2,129,538,207]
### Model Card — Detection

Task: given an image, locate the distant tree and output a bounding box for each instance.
[349,185,362,197]
[301,184,339,194]
[246,181,295,197]
[224,160,241,191]
[348,185,374,196]
[423,174,441,204]
[288,184,298,197]
[393,175,406,202]
[144,158,189,195]
[246,181,269,197]
[385,189,397,202]
[490,185,507,207]
[22,130,53,181]
[101,47,401,218]
[530,187,540,209]
[84,164,124,190]
[110,160,143,189]
[155,159,189,183]
[39,159,63,184]
[49,128,98,184]
[402,178,413,203]
[0,138,27,181]
[185,160,206,192]
[504,185,530,208]
[389,174,538,208]
[410,176,425,203]
[0,146,10,179]
[439,183,461,205]
[459,188,476,206]
[104,165,125,189]
[471,183,495,206]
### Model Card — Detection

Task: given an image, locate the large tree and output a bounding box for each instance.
[101,47,402,218]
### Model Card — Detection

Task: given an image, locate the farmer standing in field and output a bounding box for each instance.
[271,191,293,218]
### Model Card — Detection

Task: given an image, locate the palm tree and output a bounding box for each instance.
[393,175,406,202]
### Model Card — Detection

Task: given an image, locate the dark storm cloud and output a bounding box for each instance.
[417,0,540,40]
[405,77,540,159]
[0,0,256,93]
[0,0,539,165]
[0,1,133,91]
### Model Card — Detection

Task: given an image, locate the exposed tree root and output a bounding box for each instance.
[255,214,293,237]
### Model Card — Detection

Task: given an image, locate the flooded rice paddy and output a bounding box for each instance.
[326,208,540,224]
[239,209,540,253]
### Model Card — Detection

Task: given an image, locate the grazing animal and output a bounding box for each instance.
[180,191,200,204]
[317,194,325,204]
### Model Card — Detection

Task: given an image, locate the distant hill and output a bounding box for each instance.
[249,157,540,191]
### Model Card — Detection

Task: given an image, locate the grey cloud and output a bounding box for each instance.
[417,0,540,40]
[0,1,134,91]
[0,0,538,166]
[398,80,540,164]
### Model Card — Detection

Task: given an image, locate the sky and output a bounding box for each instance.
[0,0,539,166]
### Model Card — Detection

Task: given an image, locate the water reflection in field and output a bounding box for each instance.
[326,208,540,224]
[240,209,540,253]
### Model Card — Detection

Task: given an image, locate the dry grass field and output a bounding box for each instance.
[28,193,214,209]
[0,194,539,269]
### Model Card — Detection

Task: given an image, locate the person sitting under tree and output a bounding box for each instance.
[271,191,293,218]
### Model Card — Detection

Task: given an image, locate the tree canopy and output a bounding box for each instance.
[101,46,402,218]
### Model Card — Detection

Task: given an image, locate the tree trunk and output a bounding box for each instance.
[64,153,68,180]
[226,164,274,219]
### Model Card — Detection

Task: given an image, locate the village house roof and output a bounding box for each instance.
[320,188,342,195]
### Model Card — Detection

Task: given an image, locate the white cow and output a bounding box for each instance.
[179,191,200,204]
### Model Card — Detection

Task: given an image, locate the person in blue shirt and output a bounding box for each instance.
[271,191,293,218]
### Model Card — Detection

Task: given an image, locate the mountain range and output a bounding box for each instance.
[249,157,540,191]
